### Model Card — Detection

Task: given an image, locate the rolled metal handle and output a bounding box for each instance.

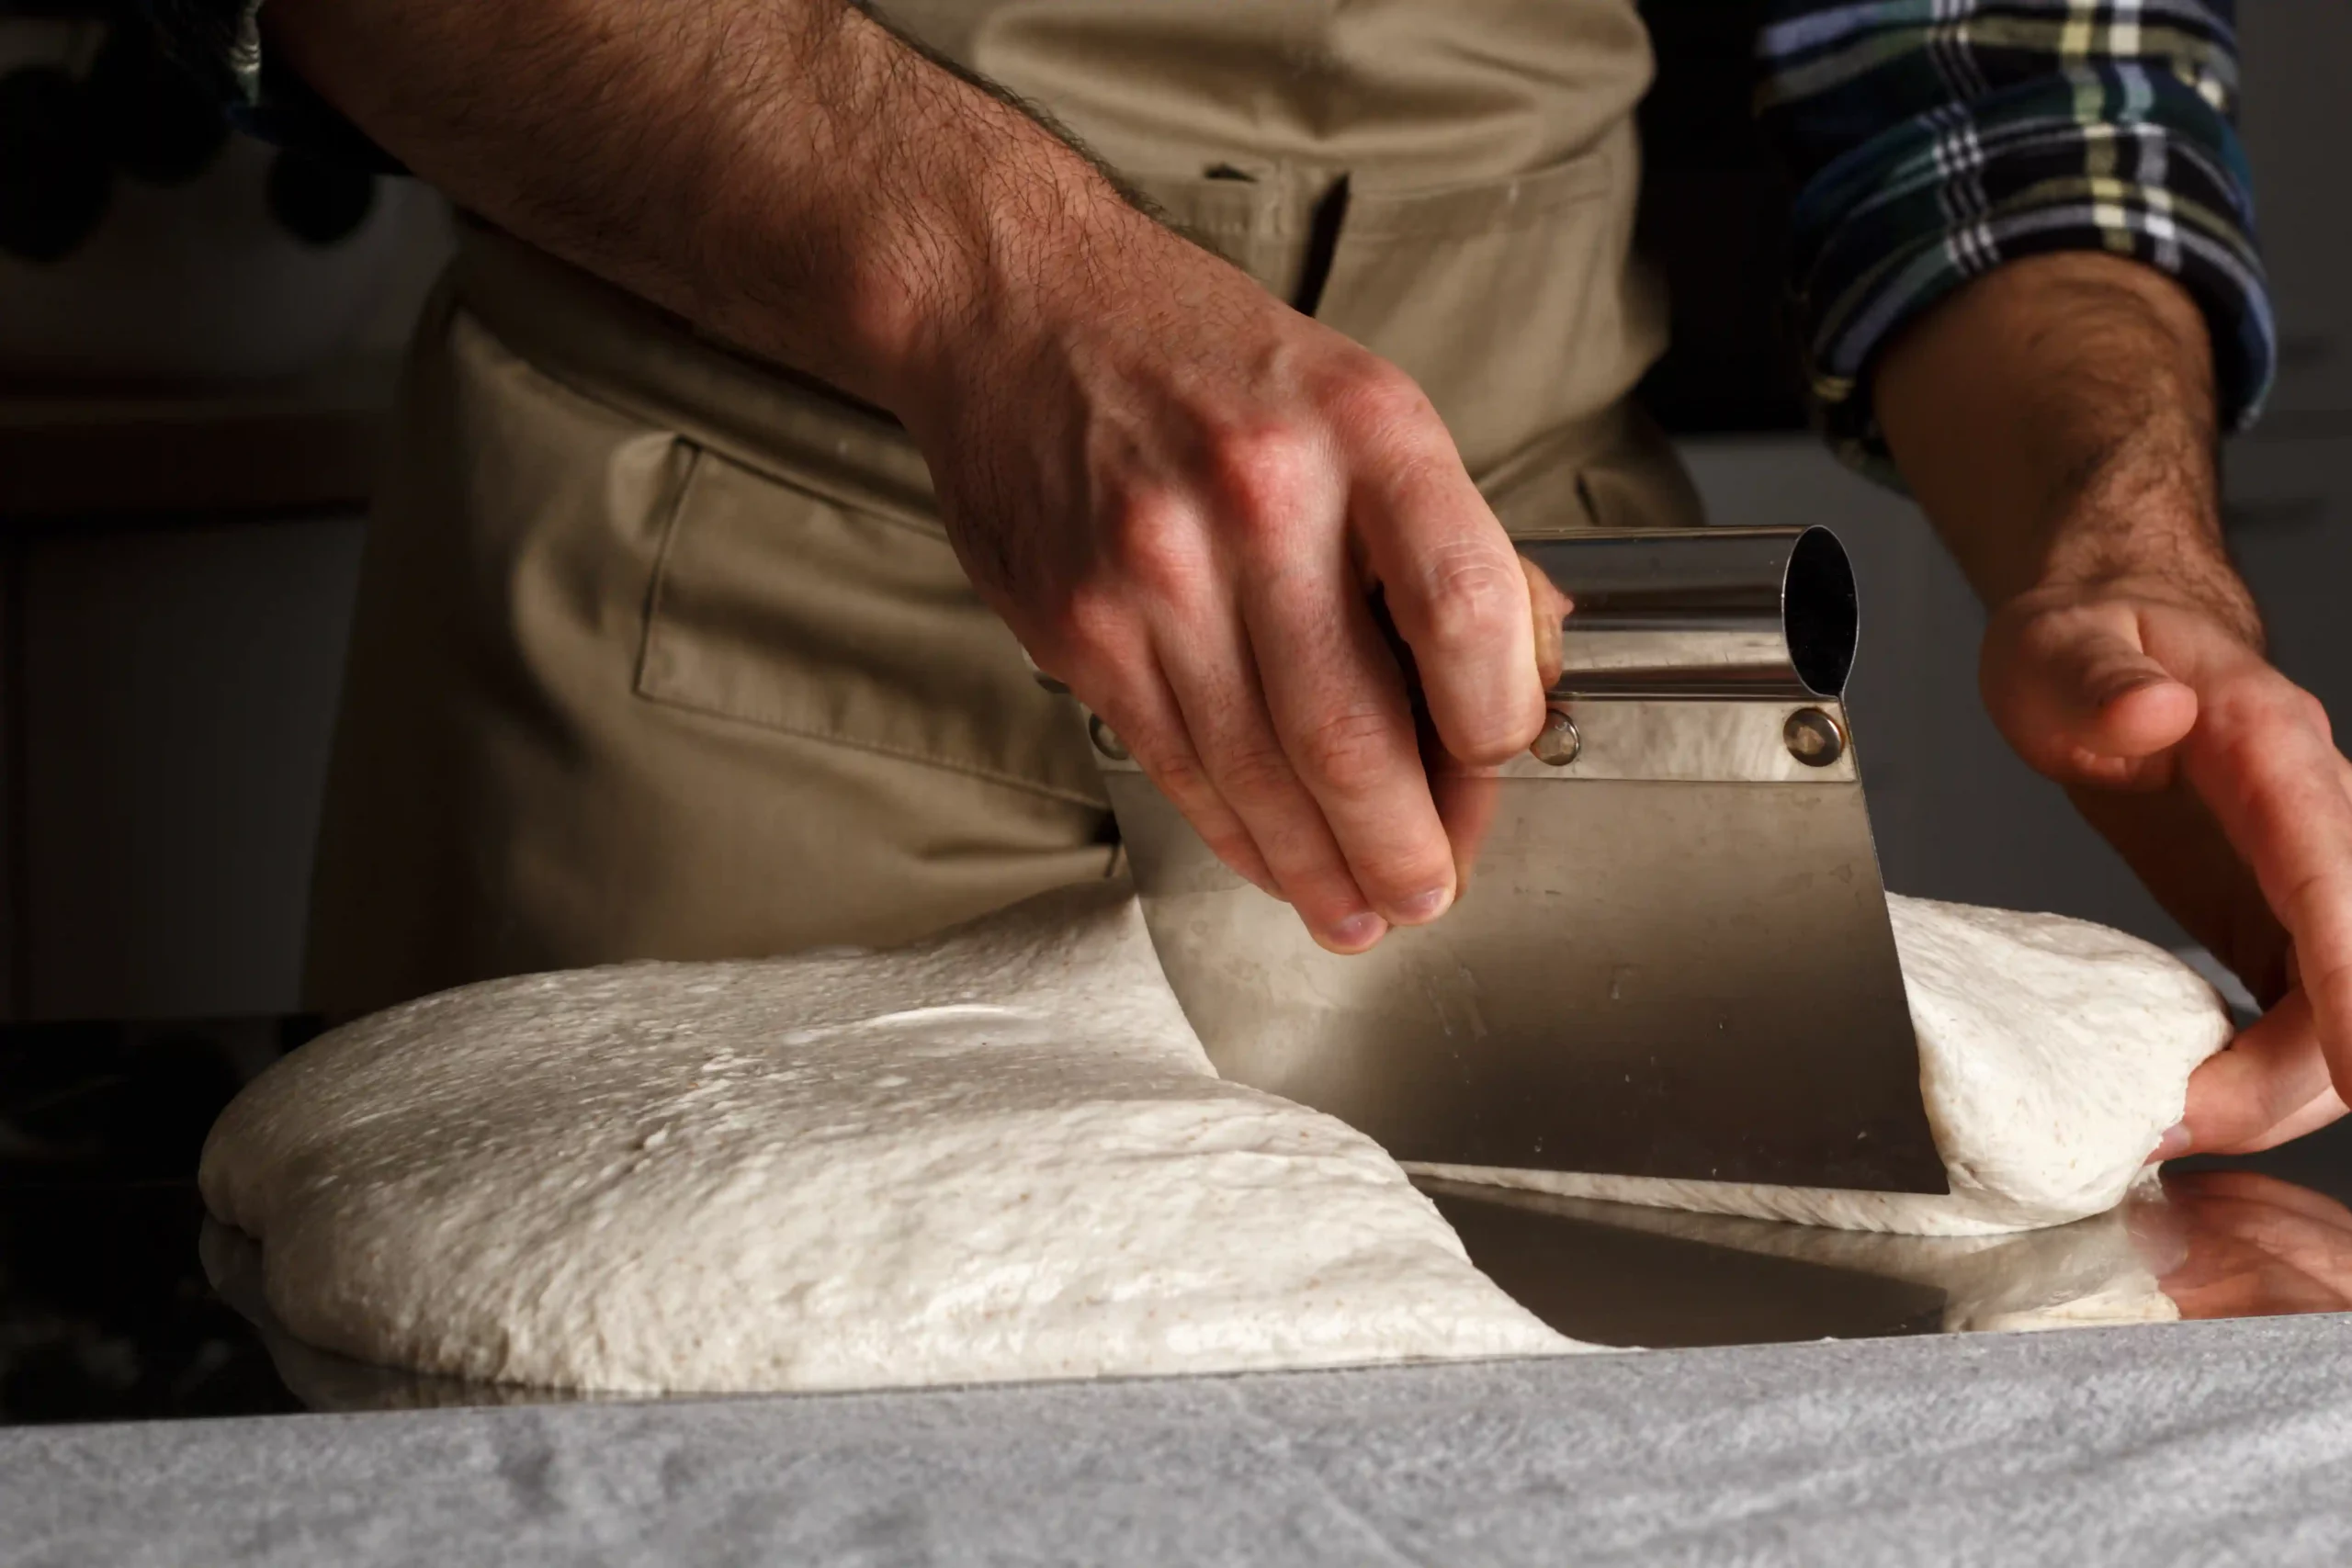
[1521,525,1858,700]
[1041,526,1862,758]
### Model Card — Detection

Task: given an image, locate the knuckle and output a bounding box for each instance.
[1053,579,1127,655]
[1105,495,1213,605]
[1355,846,1453,903]
[1411,542,1527,653]
[2199,683,2263,739]
[2207,677,2333,747]
[1204,831,1270,886]
[1136,738,1212,803]
[1207,425,1324,532]
[2198,720,2271,800]
[1044,592,1159,698]
[1450,721,1536,768]
[1214,735,1302,807]
[1328,362,1435,439]
[1294,705,1403,796]
[2293,686,2334,741]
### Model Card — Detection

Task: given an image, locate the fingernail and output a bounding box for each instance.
[2097,673,2165,706]
[1326,912,1386,951]
[2147,1121,2193,1164]
[1390,886,1453,924]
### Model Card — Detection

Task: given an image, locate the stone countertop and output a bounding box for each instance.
[8,1314,2352,1566]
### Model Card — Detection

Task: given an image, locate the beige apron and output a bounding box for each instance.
[303,0,1704,1016]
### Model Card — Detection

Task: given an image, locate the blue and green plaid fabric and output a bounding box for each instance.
[1759,0,2272,473]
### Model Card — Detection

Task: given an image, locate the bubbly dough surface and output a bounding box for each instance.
[1416,896,2234,1236]
[201,886,1576,1395]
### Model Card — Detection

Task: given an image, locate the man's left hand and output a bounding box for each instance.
[1879,253,2352,1161]
[1981,568,2352,1156]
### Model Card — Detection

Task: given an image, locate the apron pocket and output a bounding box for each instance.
[635,445,1102,806]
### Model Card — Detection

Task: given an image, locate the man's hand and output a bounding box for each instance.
[895,203,1541,952]
[1981,575,2352,1154]
[1881,253,2352,1156]
[265,0,1544,953]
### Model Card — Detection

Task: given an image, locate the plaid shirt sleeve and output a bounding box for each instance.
[1757,1,2274,477]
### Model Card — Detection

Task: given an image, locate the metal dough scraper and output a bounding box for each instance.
[1055,525,1947,1194]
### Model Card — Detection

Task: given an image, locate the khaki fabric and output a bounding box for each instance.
[304,0,1704,1016]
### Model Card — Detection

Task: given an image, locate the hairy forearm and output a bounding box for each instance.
[1878,254,2256,639]
[264,0,1124,409]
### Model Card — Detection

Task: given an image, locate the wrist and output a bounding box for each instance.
[1883,254,2227,606]
[840,129,1139,418]
[2031,459,2223,591]
[865,172,1157,428]
[2020,508,2262,649]
[760,11,1141,419]
[668,6,1135,416]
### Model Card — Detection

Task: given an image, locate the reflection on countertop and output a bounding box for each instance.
[0,1020,316,1425]
[198,1218,612,1416]
[6,1016,2351,1422]
[1423,1162,2352,1350]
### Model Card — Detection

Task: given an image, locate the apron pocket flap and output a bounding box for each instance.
[636,446,1102,806]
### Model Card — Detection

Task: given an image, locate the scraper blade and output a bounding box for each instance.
[1077,527,1948,1194]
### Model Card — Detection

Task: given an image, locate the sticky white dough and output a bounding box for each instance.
[200,885,1579,1395]
[203,886,2232,1397]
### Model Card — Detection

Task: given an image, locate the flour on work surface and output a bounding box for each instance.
[1417,896,2233,1236]
[200,885,1578,1396]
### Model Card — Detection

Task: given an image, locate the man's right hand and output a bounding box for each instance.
[886,202,1544,953]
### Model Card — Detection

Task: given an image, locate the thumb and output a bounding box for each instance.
[2179,990,2343,1156]
[1982,603,2199,784]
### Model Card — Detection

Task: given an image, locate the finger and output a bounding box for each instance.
[2062,779,2292,1005]
[1352,453,1545,768]
[1240,561,1459,925]
[1390,556,1557,898]
[1982,603,2198,783]
[2185,672,2352,1100]
[1092,659,1281,899]
[2179,990,2335,1154]
[1153,601,1388,953]
[1429,759,1503,896]
[1520,553,1570,692]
